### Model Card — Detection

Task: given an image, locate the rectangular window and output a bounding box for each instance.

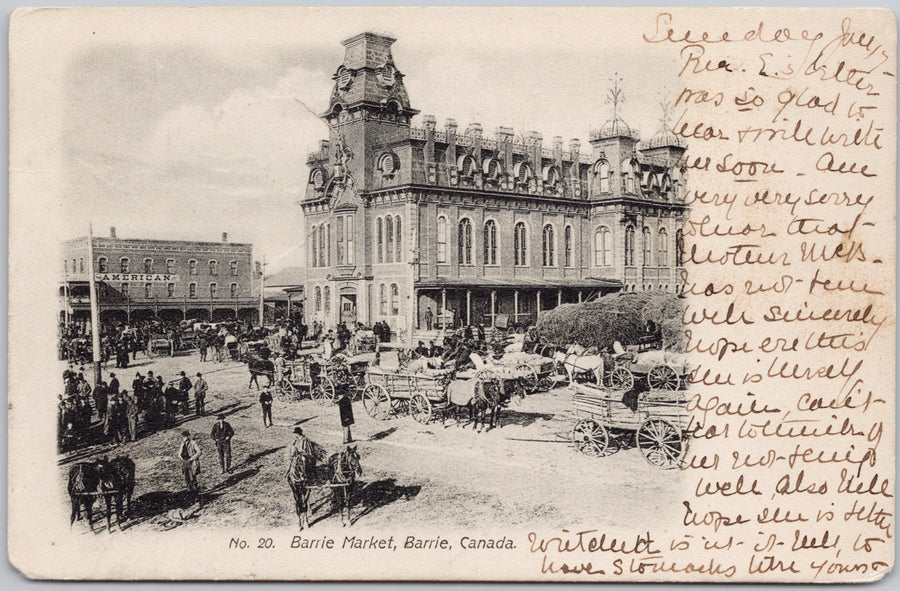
[121,283,129,297]
[189,260,197,275]
[347,215,355,264]
[209,260,218,276]
[390,284,399,315]
[210,283,218,299]
[230,260,238,276]
[98,257,108,273]
[166,259,175,274]
[120,258,129,273]
[144,283,152,298]
[230,283,238,298]
[379,284,387,316]
[336,216,344,265]
[143,258,153,273]
[167,283,175,298]
[189,283,197,298]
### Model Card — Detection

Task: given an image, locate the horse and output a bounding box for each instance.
[287,443,361,529]
[110,456,136,517]
[445,377,503,431]
[248,358,274,390]
[325,445,363,527]
[552,347,605,385]
[68,456,130,533]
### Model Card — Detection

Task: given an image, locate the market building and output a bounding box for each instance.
[301,32,687,342]
[61,228,258,325]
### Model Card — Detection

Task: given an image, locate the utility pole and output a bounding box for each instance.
[257,255,267,327]
[86,225,102,388]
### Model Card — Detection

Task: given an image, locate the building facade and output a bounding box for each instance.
[61,229,258,325]
[301,32,687,341]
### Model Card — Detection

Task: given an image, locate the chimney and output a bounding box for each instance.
[445,118,458,135]
[465,122,483,138]
[109,226,117,238]
[222,232,228,243]
[422,114,437,130]
[525,130,543,146]
[495,126,514,143]
[553,136,564,150]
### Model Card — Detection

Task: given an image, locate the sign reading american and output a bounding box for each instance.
[95,273,179,282]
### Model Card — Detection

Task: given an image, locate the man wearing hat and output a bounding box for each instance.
[108,372,120,396]
[178,371,193,414]
[177,430,202,507]
[210,414,234,474]
[194,372,208,416]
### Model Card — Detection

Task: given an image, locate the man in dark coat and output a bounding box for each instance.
[338,392,354,444]
[178,371,192,414]
[210,414,234,473]
[132,372,143,399]
[108,372,120,395]
[259,388,273,428]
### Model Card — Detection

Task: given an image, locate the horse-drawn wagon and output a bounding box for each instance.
[363,366,453,423]
[274,354,367,405]
[570,382,689,469]
[147,337,174,357]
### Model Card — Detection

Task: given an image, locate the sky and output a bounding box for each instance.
[59,8,681,272]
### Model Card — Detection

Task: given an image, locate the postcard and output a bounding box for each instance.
[8,6,896,581]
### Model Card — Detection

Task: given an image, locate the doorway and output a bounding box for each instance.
[340,293,357,326]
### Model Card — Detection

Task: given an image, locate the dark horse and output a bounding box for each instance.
[68,455,133,532]
[248,358,274,390]
[446,377,504,431]
[287,444,362,529]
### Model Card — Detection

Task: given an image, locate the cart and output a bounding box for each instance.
[147,337,174,358]
[346,330,377,356]
[362,366,453,423]
[570,382,689,469]
[607,350,691,392]
[276,354,367,405]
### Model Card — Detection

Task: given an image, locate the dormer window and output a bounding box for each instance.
[337,67,352,90]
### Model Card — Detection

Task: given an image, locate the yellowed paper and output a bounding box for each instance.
[8,6,896,581]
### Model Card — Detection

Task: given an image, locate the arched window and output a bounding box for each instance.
[542,224,555,267]
[514,222,528,266]
[97,257,107,273]
[144,258,153,274]
[642,227,653,266]
[390,284,399,315]
[625,226,635,266]
[323,286,330,314]
[209,283,217,299]
[121,283,130,297]
[188,282,196,298]
[594,227,612,266]
[120,257,130,273]
[385,216,394,263]
[188,259,197,275]
[64,260,68,274]
[167,259,175,274]
[395,215,403,262]
[376,218,384,264]
[230,283,238,298]
[79,258,84,273]
[209,260,218,276]
[72,259,76,274]
[315,287,322,312]
[436,216,447,263]
[676,229,685,266]
[230,260,238,276]
[167,283,175,298]
[458,218,472,265]
[657,228,669,266]
[564,226,573,267]
[318,224,326,267]
[600,162,610,193]
[379,284,387,316]
[483,220,498,265]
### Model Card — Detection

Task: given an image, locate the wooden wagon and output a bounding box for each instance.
[362,366,454,423]
[147,337,174,357]
[570,382,689,469]
[276,355,367,405]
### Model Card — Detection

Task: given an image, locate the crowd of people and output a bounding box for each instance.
[58,363,209,452]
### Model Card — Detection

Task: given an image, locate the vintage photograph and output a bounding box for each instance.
[10,6,895,582]
[55,19,690,534]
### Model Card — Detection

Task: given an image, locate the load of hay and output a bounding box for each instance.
[535,291,686,351]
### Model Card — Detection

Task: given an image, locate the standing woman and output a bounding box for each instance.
[177,430,203,507]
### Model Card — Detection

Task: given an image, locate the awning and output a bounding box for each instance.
[414,277,621,289]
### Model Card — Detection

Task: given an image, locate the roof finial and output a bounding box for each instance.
[605,73,625,119]
[658,97,673,129]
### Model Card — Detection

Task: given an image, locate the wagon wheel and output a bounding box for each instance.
[474,369,498,383]
[311,377,336,406]
[277,379,300,401]
[391,398,408,416]
[647,365,680,390]
[362,385,391,420]
[349,373,367,402]
[605,367,634,391]
[538,376,554,391]
[516,364,539,393]
[571,419,609,457]
[410,393,433,424]
[636,418,686,469]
